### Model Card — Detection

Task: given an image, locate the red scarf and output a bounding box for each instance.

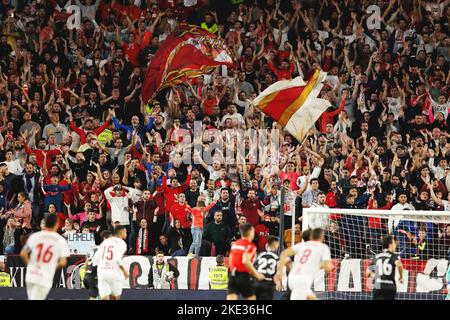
[136,227,149,255]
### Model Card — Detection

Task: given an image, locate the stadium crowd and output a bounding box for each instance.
[0,0,449,262]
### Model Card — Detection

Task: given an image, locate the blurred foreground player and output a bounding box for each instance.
[275,228,332,300]
[92,226,129,300]
[280,229,311,300]
[83,230,112,300]
[227,223,265,300]
[20,214,70,300]
[366,235,404,300]
[253,236,279,300]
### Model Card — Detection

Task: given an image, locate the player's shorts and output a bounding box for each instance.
[83,273,99,299]
[228,272,255,298]
[373,288,396,300]
[253,281,275,300]
[98,274,123,298]
[26,281,51,300]
[288,276,314,300]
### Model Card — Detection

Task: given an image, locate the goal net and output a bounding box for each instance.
[300,208,450,300]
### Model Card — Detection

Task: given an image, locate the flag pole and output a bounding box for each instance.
[278,185,285,255]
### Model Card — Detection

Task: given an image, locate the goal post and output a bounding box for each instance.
[299,208,450,300]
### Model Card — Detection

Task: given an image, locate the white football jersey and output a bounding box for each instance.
[24,231,70,289]
[92,237,127,277]
[290,241,331,286]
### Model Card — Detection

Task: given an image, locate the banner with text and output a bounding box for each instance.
[67,233,96,255]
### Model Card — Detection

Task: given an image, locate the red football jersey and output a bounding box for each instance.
[229,238,257,273]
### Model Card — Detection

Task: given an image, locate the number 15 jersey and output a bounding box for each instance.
[290,241,331,286]
[24,231,70,289]
[92,237,127,278]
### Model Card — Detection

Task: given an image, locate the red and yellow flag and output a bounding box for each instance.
[252,70,331,142]
[142,23,234,103]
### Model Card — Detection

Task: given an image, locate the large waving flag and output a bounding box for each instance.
[142,23,234,103]
[251,70,331,142]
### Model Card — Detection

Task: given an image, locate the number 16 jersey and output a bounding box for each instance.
[290,241,331,287]
[24,231,70,289]
[372,249,399,291]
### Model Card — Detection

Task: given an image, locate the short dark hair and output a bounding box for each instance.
[311,228,324,240]
[100,230,112,240]
[302,229,311,242]
[45,214,58,229]
[381,235,395,249]
[113,225,127,235]
[239,223,253,237]
[216,254,225,265]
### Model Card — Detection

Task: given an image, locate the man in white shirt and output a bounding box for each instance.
[275,228,332,300]
[309,192,330,230]
[92,225,129,300]
[104,184,133,227]
[20,214,70,300]
[388,192,416,232]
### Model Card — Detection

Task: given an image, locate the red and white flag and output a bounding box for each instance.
[251,69,331,142]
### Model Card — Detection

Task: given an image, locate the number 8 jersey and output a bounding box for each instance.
[24,231,70,289]
[290,241,331,287]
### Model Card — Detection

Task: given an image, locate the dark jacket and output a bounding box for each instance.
[207,198,237,229]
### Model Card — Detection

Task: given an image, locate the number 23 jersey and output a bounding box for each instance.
[254,251,279,282]
[24,230,70,289]
[290,241,331,285]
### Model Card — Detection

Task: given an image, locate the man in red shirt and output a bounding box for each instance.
[267,58,295,80]
[240,190,263,227]
[279,162,300,191]
[318,92,348,133]
[227,223,265,300]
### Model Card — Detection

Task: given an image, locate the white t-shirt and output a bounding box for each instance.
[24,231,70,289]
[387,97,402,120]
[290,241,331,286]
[104,187,131,225]
[441,200,450,212]
[93,237,127,278]
[2,159,23,175]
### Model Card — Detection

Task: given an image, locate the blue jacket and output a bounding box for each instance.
[112,116,154,142]
[43,184,71,211]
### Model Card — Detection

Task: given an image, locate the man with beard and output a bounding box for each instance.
[202,211,231,256]
[22,129,61,169]
[112,111,154,143]
[150,114,167,141]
